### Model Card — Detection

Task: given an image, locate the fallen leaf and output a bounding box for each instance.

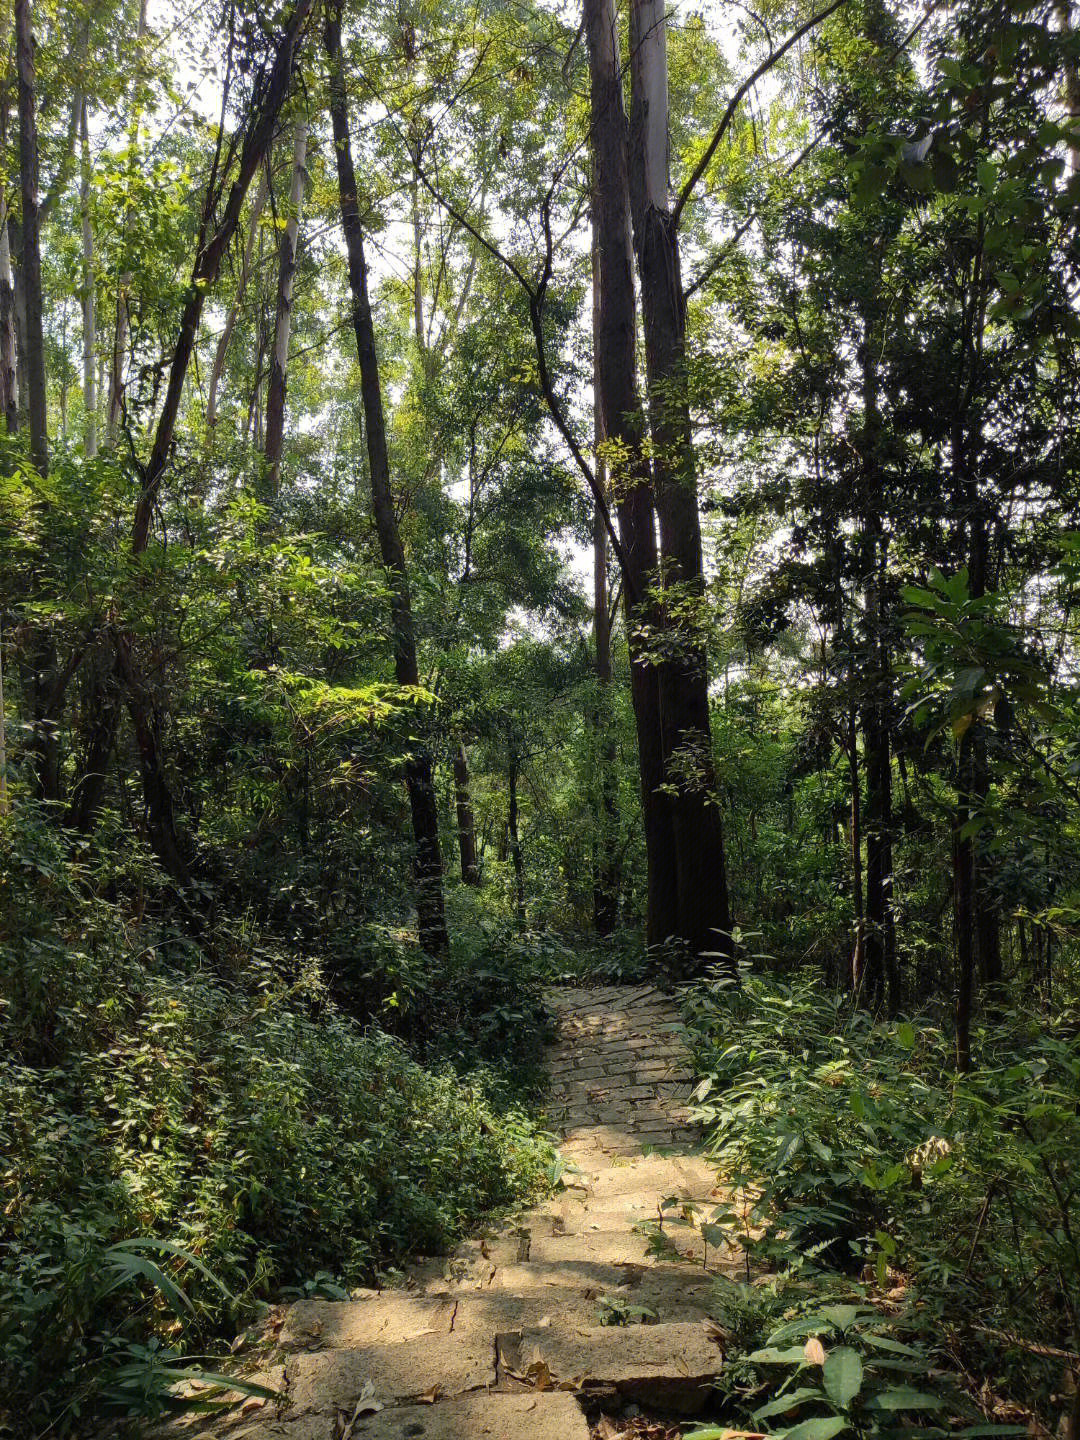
[805,1336,827,1365]
[417,1385,441,1404]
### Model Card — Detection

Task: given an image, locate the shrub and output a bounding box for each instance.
[683,972,1080,1421]
[0,810,554,1432]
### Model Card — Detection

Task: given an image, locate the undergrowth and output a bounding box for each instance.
[682,972,1080,1438]
[0,808,555,1435]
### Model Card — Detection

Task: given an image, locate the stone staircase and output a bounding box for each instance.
[197,985,735,1440]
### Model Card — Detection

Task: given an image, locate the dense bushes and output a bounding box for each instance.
[0,809,554,1432]
[683,973,1080,1429]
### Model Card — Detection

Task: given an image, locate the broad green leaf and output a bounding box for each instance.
[822,1348,863,1409]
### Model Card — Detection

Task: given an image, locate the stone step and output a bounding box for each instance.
[327,1392,590,1440]
[496,1320,723,1414]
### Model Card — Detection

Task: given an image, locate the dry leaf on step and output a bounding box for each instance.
[417,1385,441,1404]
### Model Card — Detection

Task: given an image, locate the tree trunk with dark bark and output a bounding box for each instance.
[627,0,732,971]
[17,0,62,804]
[453,740,480,886]
[584,0,677,948]
[325,0,448,956]
[264,117,307,493]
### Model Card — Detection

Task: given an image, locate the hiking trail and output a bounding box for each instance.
[188,985,738,1439]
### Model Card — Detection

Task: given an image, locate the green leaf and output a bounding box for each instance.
[754,1386,826,1421]
[779,1418,850,1440]
[864,1386,946,1411]
[822,1348,863,1409]
[749,1345,813,1364]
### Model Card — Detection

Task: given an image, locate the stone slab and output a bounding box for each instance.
[280,1297,455,1350]
[340,1392,590,1440]
[284,1335,494,1414]
[499,1321,722,1413]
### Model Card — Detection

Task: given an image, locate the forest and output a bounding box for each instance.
[2,0,1080,1433]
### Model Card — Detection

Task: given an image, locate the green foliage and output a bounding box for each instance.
[0,807,554,1432]
[683,973,1080,1418]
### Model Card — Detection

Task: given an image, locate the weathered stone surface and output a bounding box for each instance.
[193,986,736,1437]
[284,1335,494,1414]
[280,1298,455,1350]
[339,1392,590,1440]
[498,1322,722,1413]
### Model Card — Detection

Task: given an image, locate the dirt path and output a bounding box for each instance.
[195,985,734,1440]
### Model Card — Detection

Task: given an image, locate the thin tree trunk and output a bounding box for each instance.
[0,619,7,815]
[628,0,732,971]
[584,0,677,947]
[325,0,448,956]
[79,97,96,456]
[16,0,44,475]
[0,214,17,434]
[132,0,312,552]
[859,328,897,1012]
[105,0,147,448]
[453,741,480,885]
[954,738,975,1072]
[207,170,267,440]
[849,698,866,994]
[590,225,619,935]
[508,749,525,923]
[17,0,61,804]
[0,65,17,436]
[66,644,119,832]
[119,0,310,883]
[264,119,307,491]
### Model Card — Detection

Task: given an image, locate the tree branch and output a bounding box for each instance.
[673,0,847,226]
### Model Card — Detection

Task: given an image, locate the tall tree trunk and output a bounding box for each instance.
[508,749,525,923]
[16,0,44,476]
[628,0,732,971]
[0,213,17,435]
[132,0,312,551]
[264,118,307,492]
[453,740,480,885]
[590,225,619,935]
[954,738,975,1072]
[66,644,119,832]
[79,97,96,456]
[207,170,266,440]
[17,0,60,804]
[105,0,147,448]
[858,328,897,1012]
[119,0,310,882]
[0,68,17,436]
[325,0,449,956]
[848,695,866,994]
[584,0,677,947]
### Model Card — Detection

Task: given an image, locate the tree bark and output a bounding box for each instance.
[206,170,266,440]
[79,97,96,456]
[16,0,61,804]
[508,749,525,923]
[590,223,619,935]
[106,0,147,448]
[858,329,897,1012]
[0,67,17,436]
[0,213,17,435]
[584,0,677,947]
[16,0,44,477]
[453,740,480,885]
[325,0,449,956]
[264,117,307,492]
[628,0,732,970]
[66,644,120,833]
